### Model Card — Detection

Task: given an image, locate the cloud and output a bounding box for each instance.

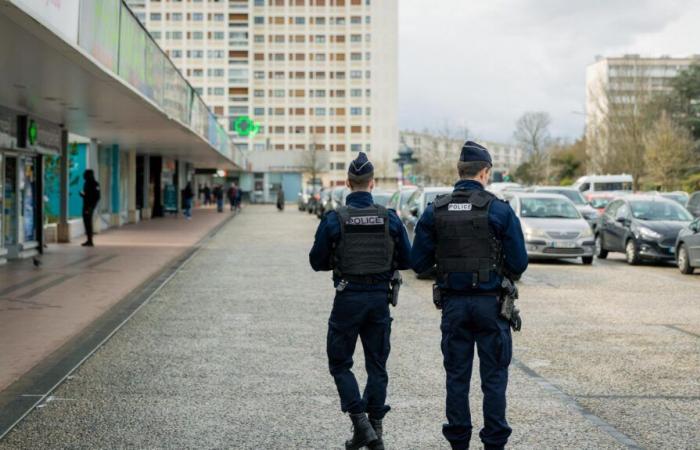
[399,0,699,142]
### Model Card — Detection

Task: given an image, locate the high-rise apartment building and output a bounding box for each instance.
[127,0,398,198]
[585,54,699,171]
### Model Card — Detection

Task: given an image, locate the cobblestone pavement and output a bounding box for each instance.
[2,205,698,449]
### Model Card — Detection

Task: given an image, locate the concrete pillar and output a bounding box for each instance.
[110,145,120,226]
[127,150,138,223]
[56,129,70,243]
[142,154,152,220]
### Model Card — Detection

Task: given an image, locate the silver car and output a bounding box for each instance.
[505,192,595,264]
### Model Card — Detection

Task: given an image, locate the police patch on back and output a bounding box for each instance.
[346,216,385,225]
[448,203,472,212]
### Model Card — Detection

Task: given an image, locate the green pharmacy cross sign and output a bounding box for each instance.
[28,120,38,146]
[233,116,260,137]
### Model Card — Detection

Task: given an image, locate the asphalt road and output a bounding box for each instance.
[2,205,698,449]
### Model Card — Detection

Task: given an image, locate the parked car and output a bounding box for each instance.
[371,190,393,207]
[504,192,594,264]
[487,182,526,199]
[401,186,453,239]
[388,186,417,212]
[584,191,619,213]
[658,191,689,206]
[675,217,700,274]
[316,188,333,218]
[595,195,693,265]
[329,186,350,210]
[534,186,600,229]
[687,191,700,217]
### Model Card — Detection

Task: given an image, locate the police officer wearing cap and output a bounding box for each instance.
[310,152,411,450]
[411,141,528,450]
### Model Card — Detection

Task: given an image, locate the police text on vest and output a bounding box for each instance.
[448,203,473,211]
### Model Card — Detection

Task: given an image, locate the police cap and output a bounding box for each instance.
[459,141,493,166]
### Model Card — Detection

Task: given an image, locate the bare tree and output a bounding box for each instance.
[586,67,658,189]
[644,111,694,190]
[513,112,552,184]
[300,134,328,187]
[413,127,463,186]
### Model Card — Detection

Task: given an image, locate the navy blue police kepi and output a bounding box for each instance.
[348,151,374,181]
[459,141,493,166]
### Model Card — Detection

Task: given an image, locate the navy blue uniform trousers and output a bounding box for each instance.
[441,294,512,450]
[327,289,392,419]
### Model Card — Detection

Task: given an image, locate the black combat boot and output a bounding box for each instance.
[344,413,378,450]
[367,418,385,450]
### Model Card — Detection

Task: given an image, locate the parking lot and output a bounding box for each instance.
[1,206,698,449]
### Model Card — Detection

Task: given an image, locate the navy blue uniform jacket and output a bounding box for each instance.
[410,180,528,293]
[309,191,412,291]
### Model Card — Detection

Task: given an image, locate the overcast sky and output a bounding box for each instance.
[398,0,700,143]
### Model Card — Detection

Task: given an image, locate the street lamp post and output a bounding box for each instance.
[394,138,418,187]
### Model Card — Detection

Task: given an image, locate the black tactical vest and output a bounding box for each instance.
[333,205,394,277]
[433,190,503,287]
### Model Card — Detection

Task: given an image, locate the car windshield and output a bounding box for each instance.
[520,197,581,219]
[630,201,692,221]
[372,193,391,207]
[589,197,611,209]
[538,189,585,205]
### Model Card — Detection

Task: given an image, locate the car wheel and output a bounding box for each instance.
[582,256,593,265]
[595,234,608,259]
[625,239,640,265]
[677,244,695,274]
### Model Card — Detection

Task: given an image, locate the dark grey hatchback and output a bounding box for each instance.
[595,195,693,265]
[676,217,700,274]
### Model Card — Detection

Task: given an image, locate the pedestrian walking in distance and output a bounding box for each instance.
[182,182,194,220]
[309,152,412,450]
[79,169,100,247]
[276,187,285,211]
[213,184,224,213]
[411,141,528,450]
[227,183,238,211]
[202,185,211,205]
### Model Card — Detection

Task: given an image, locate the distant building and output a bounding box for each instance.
[126,0,398,201]
[400,130,524,184]
[585,54,700,171]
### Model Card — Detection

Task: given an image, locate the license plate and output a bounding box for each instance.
[552,241,577,248]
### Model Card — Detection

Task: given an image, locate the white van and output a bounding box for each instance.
[572,174,633,194]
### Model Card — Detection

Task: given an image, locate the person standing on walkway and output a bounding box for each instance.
[276,187,285,211]
[203,185,211,205]
[213,184,224,213]
[227,183,238,211]
[79,169,100,247]
[410,141,528,450]
[182,182,194,220]
[234,187,242,211]
[309,152,412,450]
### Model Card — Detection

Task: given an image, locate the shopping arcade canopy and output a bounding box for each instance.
[0,0,243,169]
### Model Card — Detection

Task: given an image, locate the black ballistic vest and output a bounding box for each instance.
[334,205,394,277]
[433,190,503,286]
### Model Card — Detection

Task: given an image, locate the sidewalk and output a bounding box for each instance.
[0,207,234,393]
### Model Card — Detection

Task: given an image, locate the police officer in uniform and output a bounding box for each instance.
[309,152,411,450]
[411,142,528,450]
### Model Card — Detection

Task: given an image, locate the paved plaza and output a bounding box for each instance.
[1,206,698,449]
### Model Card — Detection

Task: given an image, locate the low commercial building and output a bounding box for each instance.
[0,0,245,264]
